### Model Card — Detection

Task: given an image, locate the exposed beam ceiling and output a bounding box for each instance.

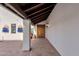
[33,16,48,24]
[24,4,45,12]
[3,3,56,24]
[32,13,49,22]
[27,5,53,18]
[31,10,51,20]
[32,13,50,24]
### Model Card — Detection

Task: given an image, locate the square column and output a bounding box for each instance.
[23,20,31,51]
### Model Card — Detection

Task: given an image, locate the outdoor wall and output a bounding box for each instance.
[46,3,79,56]
[0,4,23,40]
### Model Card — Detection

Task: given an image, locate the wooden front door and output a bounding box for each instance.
[37,25,45,38]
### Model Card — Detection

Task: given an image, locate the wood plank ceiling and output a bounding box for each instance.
[3,3,56,24]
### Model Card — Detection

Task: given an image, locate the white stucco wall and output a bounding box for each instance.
[46,3,79,56]
[0,4,23,40]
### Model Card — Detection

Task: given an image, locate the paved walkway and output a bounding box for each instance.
[0,38,60,56]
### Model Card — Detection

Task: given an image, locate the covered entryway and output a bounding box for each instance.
[0,3,60,56]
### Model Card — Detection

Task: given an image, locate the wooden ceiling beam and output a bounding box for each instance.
[33,13,49,22]
[27,5,53,18]
[30,10,51,20]
[5,3,27,19]
[31,13,49,22]
[33,17,47,24]
[24,3,45,12]
[32,14,49,24]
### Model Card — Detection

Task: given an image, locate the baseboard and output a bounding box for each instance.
[45,37,61,56]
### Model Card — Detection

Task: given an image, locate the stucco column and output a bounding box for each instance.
[23,20,31,51]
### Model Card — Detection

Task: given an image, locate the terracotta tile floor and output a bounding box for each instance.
[0,38,60,56]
